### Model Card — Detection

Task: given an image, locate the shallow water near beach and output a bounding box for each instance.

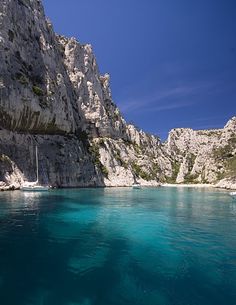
[0,187,235,305]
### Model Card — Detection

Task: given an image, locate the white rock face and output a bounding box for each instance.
[0,154,24,190]
[0,0,102,188]
[215,177,236,190]
[92,137,166,187]
[0,0,235,190]
[49,31,172,187]
[164,117,236,188]
[0,0,82,134]
[58,35,129,140]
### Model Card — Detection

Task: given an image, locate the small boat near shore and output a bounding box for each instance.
[132,183,141,189]
[229,192,236,199]
[21,146,50,192]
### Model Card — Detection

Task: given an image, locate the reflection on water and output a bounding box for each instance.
[0,187,236,305]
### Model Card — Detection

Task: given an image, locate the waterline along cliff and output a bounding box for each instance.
[0,0,235,190]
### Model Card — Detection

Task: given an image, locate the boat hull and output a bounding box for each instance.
[230,192,236,199]
[21,186,50,191]
[132,184,141,189]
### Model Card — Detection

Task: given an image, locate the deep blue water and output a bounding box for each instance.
[0,187,235,305]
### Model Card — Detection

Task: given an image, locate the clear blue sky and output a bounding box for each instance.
[42,0,236,140]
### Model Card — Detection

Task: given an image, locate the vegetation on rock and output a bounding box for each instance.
[32,86,44,96]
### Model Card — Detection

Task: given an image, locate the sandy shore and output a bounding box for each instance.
[162,183,214,188]
[162,183,236,190]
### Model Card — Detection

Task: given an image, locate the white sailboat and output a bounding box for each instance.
[21,146,50,191]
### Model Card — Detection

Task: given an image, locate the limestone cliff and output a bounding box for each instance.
[0,0,101,187]
[164,117,236,187]
[0,0,169,188]
[0,0,235,190]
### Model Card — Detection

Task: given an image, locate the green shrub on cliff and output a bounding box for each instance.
[131,162,152,181]
[89,143,109,178]
[32,86,44,96]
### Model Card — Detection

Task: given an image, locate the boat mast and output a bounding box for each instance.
[36,146,39,184]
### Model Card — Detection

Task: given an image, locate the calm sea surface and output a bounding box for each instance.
[0,187,235,305]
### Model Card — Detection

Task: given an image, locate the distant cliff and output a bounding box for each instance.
[0,0,235,190]
[164,117,236,189]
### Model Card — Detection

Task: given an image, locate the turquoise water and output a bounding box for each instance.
[0,187,236,305]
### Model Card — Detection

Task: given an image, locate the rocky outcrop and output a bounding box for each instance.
[89,136,171,187]
[0,153,23,190]
[164,117,236,187]
[0,0,235,190]
[215,177,236,190]
[58,36,128,140]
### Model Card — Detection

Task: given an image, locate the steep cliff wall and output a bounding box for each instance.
[0,0,83,134]
[57,35,173,186]
[0,0,235,189]
[0,0,102,187]
[0,0,169,188]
